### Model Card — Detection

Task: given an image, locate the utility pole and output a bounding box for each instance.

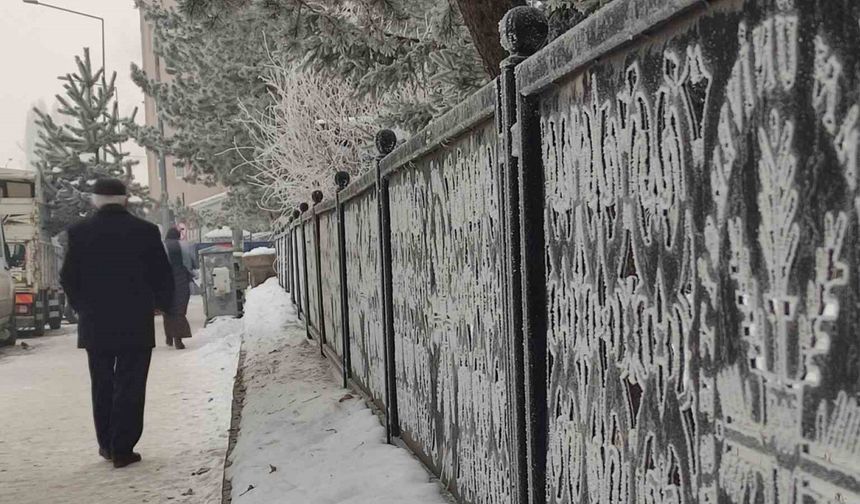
[157,117,170,236]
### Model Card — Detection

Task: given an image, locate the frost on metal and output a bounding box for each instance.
[275,233,288,288]
[388,120,512,504]
[318,211,342,356]
[344,191,386,403]
[536,0,860,502]
[303,223,321,335]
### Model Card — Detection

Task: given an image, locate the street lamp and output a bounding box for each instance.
[22,0,105,72]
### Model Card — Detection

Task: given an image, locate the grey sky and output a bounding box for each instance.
[0,0,148,185]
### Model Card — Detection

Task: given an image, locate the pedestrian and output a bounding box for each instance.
[163,227,197,349]
[60,178,174,469]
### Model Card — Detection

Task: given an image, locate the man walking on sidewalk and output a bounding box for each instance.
[60,178,174,468]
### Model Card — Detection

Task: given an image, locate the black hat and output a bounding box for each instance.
[92,178,127,196]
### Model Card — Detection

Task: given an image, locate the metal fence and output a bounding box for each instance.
[281,1,860,503]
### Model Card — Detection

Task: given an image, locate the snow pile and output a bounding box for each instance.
[228,279,448,504]
[243,246,276,257]
[205,227,238,241]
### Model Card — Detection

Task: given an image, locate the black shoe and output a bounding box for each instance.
[98,448,111,461]
[113,452,142,468]
[175,339,185,350]
[166,337,173,347]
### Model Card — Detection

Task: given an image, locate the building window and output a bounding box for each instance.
[174,164,186,179]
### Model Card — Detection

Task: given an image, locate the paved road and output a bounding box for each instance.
[0,297,239,504]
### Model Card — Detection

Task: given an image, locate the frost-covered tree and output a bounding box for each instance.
[133,0,600,223]
[130,0,486,222]
[33,48,148,235]
[177,0,487,132]
[238,65,379,213]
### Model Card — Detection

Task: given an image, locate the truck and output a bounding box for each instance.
[0,168,64,335]
[0,220,18,346]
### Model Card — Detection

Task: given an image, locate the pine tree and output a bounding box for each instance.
[33,48,149,236]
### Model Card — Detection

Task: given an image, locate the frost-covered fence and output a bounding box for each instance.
[282,1,860,503]
[273,225,292,294]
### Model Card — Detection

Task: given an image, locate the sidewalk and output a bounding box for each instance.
[0,297,241,503]
[226,280,449,504]
[0,283,450,504]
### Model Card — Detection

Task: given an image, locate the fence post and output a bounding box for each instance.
[375,129,400,443]
[500,7,549,504]
[284,225,292,293]
[312,190,326,355]
[291,210,300,307]
[299,202,310,333]
[287,224,293,293]
[286,221,293,293]
[335,171,352,389]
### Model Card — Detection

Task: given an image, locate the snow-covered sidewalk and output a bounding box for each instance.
[227,279,449,504]
[0,297,241,504]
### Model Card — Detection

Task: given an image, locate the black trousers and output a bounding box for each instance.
[86,348,152,456]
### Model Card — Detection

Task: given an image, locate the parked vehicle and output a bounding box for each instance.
[0,220,17,346]
[0,169,64,335]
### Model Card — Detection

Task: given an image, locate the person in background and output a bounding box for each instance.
[163,227,197,349]
[60,178,174,468]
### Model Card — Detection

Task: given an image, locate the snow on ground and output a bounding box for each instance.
[0,297,240,504]
[227,279,449,504]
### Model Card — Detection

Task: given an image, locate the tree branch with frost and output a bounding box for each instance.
[236,63,378,215]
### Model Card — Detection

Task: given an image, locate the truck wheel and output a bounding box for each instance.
[49,318,62,330]
[0,321,17,347]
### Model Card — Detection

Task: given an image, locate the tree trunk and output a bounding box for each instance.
[454,0,526,78]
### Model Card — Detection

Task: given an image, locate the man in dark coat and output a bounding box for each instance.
[60,178,174,468]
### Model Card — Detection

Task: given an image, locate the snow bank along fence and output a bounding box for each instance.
[274,1,860,503]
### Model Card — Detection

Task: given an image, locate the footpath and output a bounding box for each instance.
[0,298,239,503]
[226,279,448,503]
[0,281,448,504]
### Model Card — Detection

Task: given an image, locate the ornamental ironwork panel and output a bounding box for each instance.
[344,190,386,405]
[304,222,320,334]
[319,210,342,356]
[388,119,513,504]
[534,1,860,502]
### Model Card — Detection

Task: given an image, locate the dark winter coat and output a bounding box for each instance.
[60,205,174,350]
[164,238,195,316]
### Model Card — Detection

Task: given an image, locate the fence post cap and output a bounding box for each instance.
[375,129,397,156]
[500,6,549,57]
[335,171,351,191]
[291,209,300,219]
[299,202,309,212]
[311,190,324,204]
